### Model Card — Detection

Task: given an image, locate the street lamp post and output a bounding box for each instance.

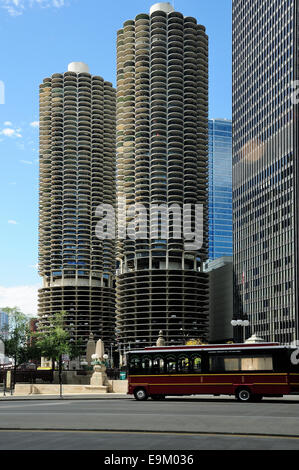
[110,343,114,369]
[231,319,250,343]
[180,328,188,344]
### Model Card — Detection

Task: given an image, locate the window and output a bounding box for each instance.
[209,355,273,372]
[241,356,273,371]
[152,356,164,374]
[141,356,152,373]
[209,355,239,372]
[191,354,202,372]
[165,355,177,373]
[177,355,189,373]
[129,355,141,372]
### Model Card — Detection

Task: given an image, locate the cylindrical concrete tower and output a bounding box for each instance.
[116,4,209,347]
[38,62,116,347]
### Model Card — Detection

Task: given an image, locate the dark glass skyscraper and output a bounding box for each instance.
[232,0,298,343]
[208,119,232,260]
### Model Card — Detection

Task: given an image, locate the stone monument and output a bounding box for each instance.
[88,338,109,392]
[156,330,166,347]
[86,332,96,366]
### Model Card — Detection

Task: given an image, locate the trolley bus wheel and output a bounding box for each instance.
[235,387,252,402]
[151,395,165,401]
[134,388,148,401]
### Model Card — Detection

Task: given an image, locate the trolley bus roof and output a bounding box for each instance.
[126,342,294,354]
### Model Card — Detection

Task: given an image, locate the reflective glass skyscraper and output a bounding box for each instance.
[232,0,298,343]
[0,311,8,333]
[208,119,232,260]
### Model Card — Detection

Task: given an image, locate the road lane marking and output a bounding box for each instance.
[0,401,73,409]
[0,429,299,441]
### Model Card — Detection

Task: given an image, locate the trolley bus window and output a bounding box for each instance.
[165,355,177,373]
[177,355,189,373]
[141,356,152,373]
[129,355,141,373]
[241,356,273,371]
[152,356,164,374]
[191,355,202,373]
[209,354,273,372]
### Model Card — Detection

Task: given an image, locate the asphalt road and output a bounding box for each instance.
[1,430,299,450]
[0,397,299,449]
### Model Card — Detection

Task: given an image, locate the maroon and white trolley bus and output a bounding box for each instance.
[127,342,299,402]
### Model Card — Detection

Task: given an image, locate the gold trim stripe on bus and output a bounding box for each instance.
[131,383,288,387]
[129,373,288,378]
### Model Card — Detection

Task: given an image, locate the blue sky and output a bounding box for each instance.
[0,0,232,315]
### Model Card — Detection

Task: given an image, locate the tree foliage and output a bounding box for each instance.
[34,311,84,365]
[0,307,30,367]
[34,311,69,363]
[0,309,85,370]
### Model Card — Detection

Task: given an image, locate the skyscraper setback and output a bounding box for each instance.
[232,0,298,342]
[38,62,116,346]
[116,3,209,347]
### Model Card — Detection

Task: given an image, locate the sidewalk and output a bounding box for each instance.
[0,393,132,401]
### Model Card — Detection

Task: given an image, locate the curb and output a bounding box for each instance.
[0,394,132,401]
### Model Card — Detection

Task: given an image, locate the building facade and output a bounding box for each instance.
[38,62,116,346]
[116,3,209,348]
[232,0,298,342]
[204,257,233,343]
[0,311,8,333]
[208,119,232,260]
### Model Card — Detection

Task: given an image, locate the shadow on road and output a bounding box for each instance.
[141,397,299,404]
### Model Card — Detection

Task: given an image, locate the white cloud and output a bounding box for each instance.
[0,284,40,316]
[20,159,33,164]
[4,121,12,126]
[0,0,24,16]
[30,121,39,128]
[1,128,15,137]
[8,220,18,224]
[0,0,67,16]
[0,127,22,138]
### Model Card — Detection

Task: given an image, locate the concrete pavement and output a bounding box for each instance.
[0,393,131,401]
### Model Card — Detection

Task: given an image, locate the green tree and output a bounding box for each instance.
[0,307,31,385]
[34,311,85,368]
[34,311,85,395]
[69,337,85,362]
[34,311,72,396]
[35,311,70,369]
